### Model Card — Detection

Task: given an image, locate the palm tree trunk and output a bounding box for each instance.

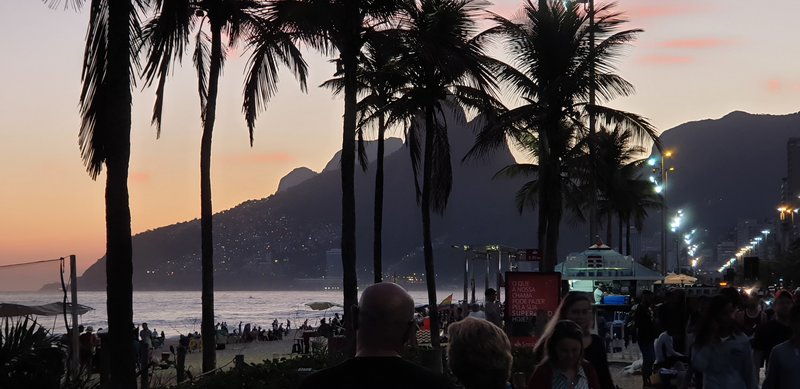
[373,114,386,283]
[544,160,562,271]
[625,216,631,256]
[422,108,441,356]
[105,1,136,387]
[340,7,360,357]
[606,212,612,245]
[200,21,223,374]
[618,214,623,253]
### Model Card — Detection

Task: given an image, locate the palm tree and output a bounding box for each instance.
[320,32,406,283]
[267,0,405,354]
[382,0,499,357]
[45,0,142,386]
[469,0,659,271]
[141,0,308,372]
[591,129,660,253]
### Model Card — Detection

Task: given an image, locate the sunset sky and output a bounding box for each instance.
[1,0,799,288]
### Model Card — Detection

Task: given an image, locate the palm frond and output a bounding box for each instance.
[192,26,210,121]
[242,17,309,144]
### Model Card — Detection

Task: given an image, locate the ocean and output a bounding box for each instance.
[0,290,459,337]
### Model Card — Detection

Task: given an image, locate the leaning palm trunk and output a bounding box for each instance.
[421,109,442,355]
[105,1,136,387]
[340,18,360,357]
[200,21,223,374]
[373,115,386,283]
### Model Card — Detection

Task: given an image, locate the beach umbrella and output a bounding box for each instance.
[305,302,342,311]
[655,273,698,285]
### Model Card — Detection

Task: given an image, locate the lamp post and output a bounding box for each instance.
[650,150,674,275]
[572,0,597,245]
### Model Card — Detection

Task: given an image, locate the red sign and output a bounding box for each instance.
[504,272,561,348]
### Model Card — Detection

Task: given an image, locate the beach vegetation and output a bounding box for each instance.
[0,318,66,388]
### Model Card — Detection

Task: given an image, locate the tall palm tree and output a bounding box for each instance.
[141,0,308,372]
[46,0,142,386]
[592,129,659,253]
[469,0,659,271]
[267,0,405,354]
[383,0,499,356]
[320,32,406,283]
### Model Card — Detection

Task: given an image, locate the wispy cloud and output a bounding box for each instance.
[129,171,150,184]
[638,55,693,65]
[625,4,707,20]
[657,39,729,49]
[219,152,294,165]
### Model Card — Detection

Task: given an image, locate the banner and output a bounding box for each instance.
[504,272,561,348]
[517,249,541,272]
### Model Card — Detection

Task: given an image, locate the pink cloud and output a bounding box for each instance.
[657,39,729,49]
[638,55,693,65]
[625,4,706,19]
[767,79,782,93]
[129,171,150,184]
[220,152,294,165]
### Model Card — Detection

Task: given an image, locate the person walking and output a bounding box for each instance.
[691,295,755,389]
[632,290,658,388]
[298,283,452,389]
[754,290,795,373]
[762,304,800,389]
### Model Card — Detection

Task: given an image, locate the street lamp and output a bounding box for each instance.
[651,150,675,275]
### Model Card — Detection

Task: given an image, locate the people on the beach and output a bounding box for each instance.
[298,282,452,389]
[484,288,502,328]
[527,320,602,389]
[447,317,511,389]
[78,325,100,369]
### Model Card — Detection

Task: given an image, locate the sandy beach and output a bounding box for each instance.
[149,332,302,386]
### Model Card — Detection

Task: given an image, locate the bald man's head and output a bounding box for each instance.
[355,283,416,355]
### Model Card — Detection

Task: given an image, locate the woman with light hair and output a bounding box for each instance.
[447,317,512,389]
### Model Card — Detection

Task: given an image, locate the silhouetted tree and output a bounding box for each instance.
[267,0,406,355]
[469,0,659,271]
[384,0,499,359]
[141,0,308,372]
[47,0,142,386]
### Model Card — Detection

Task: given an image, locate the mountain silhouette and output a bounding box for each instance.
[79,106,539,290]
[77,109,800,290]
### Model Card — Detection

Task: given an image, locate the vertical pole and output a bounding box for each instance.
[497,251,502,291]
[485,252,490,293]
[661,158,668,275]
[587,0,597,246]
[69,255,80,377]
[463,248,469,304]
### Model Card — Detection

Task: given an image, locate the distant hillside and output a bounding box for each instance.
[79,106,539,290]
[277,167,317,193]
[78,109,800,290]
[650,111,800,240]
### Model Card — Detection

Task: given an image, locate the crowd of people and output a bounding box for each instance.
[297,282,800,389]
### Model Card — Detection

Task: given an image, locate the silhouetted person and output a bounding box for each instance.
[298,283,452,389]
[763,304,800,389]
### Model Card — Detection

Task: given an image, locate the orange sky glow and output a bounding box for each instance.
[1,0,799,290]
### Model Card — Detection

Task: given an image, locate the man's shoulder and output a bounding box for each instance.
[298,357,451,389]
